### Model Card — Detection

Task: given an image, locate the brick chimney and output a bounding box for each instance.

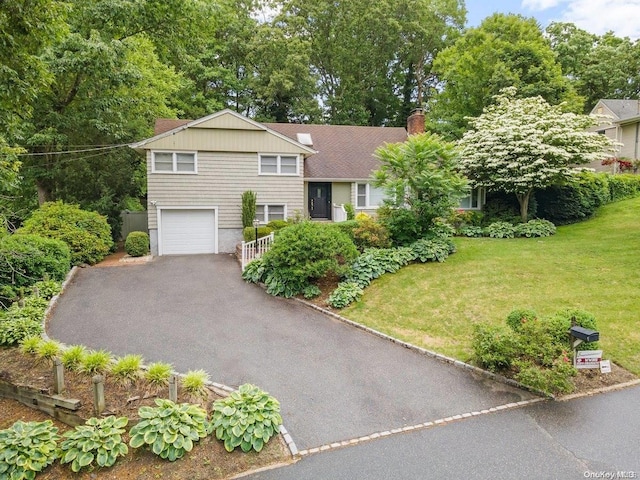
[407,108,425,135]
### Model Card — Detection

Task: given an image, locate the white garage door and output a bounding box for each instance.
[159,209,216,255]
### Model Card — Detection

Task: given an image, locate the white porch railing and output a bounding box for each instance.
[241,232,275,271]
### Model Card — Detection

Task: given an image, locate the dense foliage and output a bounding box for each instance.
[459,88,616,221]
[472,308,600,395]
[0,420,60,479]
[373,132,468,245]
[125,231,150,257]
[210,384,282,453]
[18,202,113,265]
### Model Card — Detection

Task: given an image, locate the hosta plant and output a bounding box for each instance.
[0,420,60,480]
[129,399,209,461]
[211,383,282,453]
[328,282,364,309]
[58,416,128,472]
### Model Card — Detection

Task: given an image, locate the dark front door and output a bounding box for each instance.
[309,182,331,219]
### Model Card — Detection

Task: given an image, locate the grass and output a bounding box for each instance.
[343,196,640,375]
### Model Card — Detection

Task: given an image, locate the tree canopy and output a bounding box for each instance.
[428,13,581,138]
[458,88,616,221]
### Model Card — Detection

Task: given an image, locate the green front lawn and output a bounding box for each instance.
[343,197,640,375]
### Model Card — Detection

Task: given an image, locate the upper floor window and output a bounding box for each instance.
[152,151,197,173]
[259,154,299,175]
[356,183,386,208]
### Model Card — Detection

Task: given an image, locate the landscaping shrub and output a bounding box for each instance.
[144,362,173,389]
[327,220,358,242]
[608,173,640,201]
[484,221,516,238]
[18,201,113,265]
[409,238,453,263]
[256,222,358,298]
[482,193,527,225]
[377,206,424,246]
[447,209,484,232]
[35,339,63,365]
[124,231,149,257]
[241,190,257,228]
[536,171,610,225]
[242,257,266,284]
[344,203,355,220]
[243,226,273,242]
[129,399,209,461]
[210,383,282,453]
[29,280,62,300]
[344,248,414,288]
[80,349,112,375]
[0,295,48,345]
[0,420,60,479]
[352,215,391,250]
[266,220,289,232]
[0,234,70,295]
[472,308,597,395]
[58,416,128,472]
[302,284,321,299]
[514,219,556,238]
[328,282,364,309]
[458,225,484,237]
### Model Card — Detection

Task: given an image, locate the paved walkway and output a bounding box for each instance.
[48,255,535,450]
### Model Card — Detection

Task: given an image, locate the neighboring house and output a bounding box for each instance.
[591,99,640,172]
[132,109,481,256]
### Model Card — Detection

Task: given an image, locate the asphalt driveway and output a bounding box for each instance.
[48,254,536,449]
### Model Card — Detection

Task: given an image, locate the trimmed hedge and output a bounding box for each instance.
[124,231,149,257]
[243,226,273,242]
[18,202,113,265]
[0,234,70,292]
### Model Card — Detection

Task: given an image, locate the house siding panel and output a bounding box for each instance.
[147,151,303,230]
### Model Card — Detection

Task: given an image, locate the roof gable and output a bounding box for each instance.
[593,99,640,121]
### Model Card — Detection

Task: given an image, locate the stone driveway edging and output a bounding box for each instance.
[40,264,300,461]
[292,298,553,398]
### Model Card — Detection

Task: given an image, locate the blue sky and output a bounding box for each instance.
[465,0,640,38]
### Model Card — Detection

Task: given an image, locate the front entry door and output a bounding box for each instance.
[309,183,331,219]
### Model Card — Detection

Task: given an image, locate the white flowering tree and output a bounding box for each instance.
[458,88,616,222]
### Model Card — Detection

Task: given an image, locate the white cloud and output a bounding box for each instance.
[522,0,563,10]
[560,0,640,39]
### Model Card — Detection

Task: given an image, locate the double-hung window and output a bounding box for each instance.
[259,154,299,175]
[152,151,197,173]
[459,188,484,210]
[356,183,385,208]
[256,204,286,223]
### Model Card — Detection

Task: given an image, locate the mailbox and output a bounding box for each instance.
[569,326,599,343]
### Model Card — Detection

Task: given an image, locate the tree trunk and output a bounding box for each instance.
[515,190,532,223]
[36,181,53,206]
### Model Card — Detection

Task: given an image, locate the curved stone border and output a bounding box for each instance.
[293,297,552,399]
[39,265,300,459]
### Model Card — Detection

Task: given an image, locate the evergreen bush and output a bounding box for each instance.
[124,231,149,257]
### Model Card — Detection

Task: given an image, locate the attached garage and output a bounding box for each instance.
[158,208,217,255]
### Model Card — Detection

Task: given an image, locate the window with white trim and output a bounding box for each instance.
[356,183,386,208]
[459,188,484,210]
[152,151,197,173]
[259,154,299,175]
[256,204,286,223]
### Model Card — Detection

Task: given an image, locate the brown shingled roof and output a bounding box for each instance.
[154,118,190,135]
[265,123,407,179]
[153,117,408,179]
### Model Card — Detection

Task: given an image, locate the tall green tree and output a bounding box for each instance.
[373,132,468,244]
[429,13,582,138]
[458,88,616,222]
[547,23,640,112]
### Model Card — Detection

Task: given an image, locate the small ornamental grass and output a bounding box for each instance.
[0,420,60,480]
[144,362,173,388]
[35,339,63,365]
[111,354,143,385]
[61,345,87,371]
[181,369,210,399]
[80,349,112,375]
[211,383,282,453]
[129,399,209,461]
[19,336,43,355]
[58,416,128,473]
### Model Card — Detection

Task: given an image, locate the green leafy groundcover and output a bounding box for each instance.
[0,420,60,480]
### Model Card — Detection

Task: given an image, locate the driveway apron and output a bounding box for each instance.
[48,255,536,450]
